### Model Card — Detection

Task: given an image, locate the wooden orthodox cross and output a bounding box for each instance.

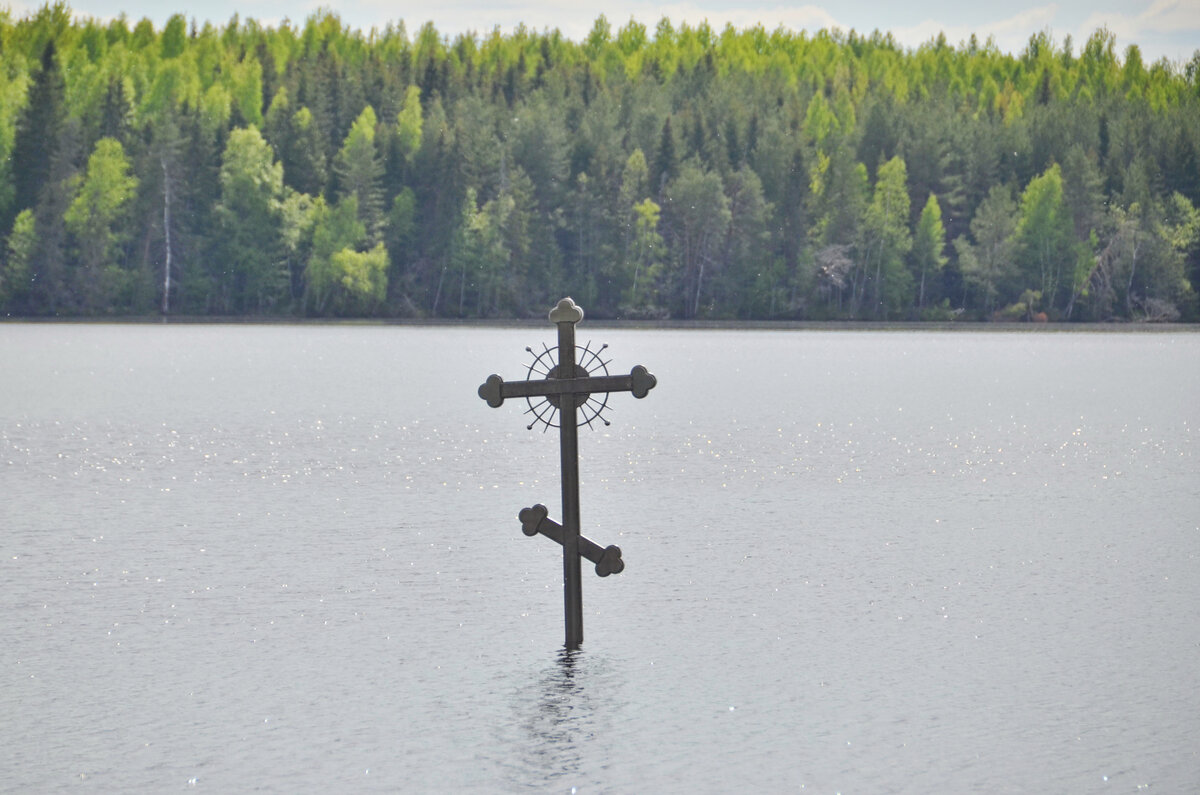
[478,297,657,649]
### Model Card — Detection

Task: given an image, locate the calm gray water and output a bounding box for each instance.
[2,323,1198,792]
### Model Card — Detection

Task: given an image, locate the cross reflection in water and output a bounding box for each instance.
[513,650,626,787]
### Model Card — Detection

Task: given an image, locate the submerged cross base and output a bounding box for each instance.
[478,297,656,649]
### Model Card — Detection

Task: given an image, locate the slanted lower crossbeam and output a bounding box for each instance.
[519,504,625,577]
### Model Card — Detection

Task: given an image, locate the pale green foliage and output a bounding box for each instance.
[911,193,948,308]
[304,193,390,315]
[306,195,365,312]
[215,127,287,312]
[1,208,35,307]
[458,183,531,316]
[620,149,650,211]
[1015,163,1078,309]
[1149,193,1200,311]
[803,93,839,149]
[810,150,868,248]
[956,185,1019,313]
[395,85,423,161]
[449,187,486,315]
[61,138,139,310]
[64,138,137,240]
[161,14,187,59]
[328,243,389,312]
[219,127,284,196]
[859,155,912,316]
[1086,193,1200,320]
[0,69,28,219]
[200,83,233,133]
[231,58,264,127]
[312,195,360,259]
[335,106,384,241]
[278,190,322,289]
[866,157,911,246]
[64,138,137,288]
[1162,192,1200,255]
[142,58,200,118]
[622,197,664,311]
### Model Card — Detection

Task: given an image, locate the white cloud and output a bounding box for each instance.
[1080,0,1200,39]
[4,0,35,18]
[889,4,1060,52]
[1077,0,1200,62]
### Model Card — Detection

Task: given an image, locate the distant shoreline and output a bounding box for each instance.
[3,316,1197,333]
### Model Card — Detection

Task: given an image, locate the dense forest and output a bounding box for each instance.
[1,4,1198,321]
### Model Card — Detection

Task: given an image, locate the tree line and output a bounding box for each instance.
[1,3,1198,321]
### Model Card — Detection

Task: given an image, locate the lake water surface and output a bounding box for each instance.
[2,323,1198,792]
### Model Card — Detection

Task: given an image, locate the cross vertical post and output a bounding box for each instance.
[478,297,656,650]
[555,316,584,648]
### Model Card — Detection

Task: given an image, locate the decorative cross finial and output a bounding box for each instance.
[478,297,656,649]
[548,296,584,324]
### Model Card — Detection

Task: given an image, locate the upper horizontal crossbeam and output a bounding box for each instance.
[478,365,656,408]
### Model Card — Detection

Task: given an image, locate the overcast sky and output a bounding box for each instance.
[10,1,1199,66]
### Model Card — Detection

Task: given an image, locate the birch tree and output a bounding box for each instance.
[911,193,948,310]
[858,155,912,317]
